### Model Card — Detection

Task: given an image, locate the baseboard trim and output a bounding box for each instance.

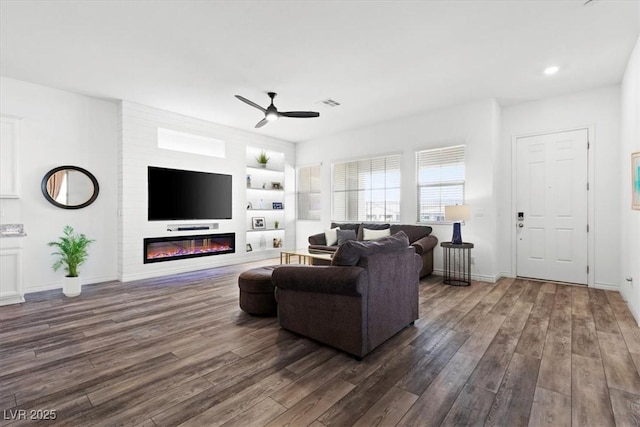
[594,282,619,291]
[432,268,498,283]
[25,275,118,294]
[624,298,640,327]
[119,255,277,282]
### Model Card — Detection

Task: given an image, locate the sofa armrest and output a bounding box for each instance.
[411,234,438,255]
[272,266,366,297]
[308,232,326,245]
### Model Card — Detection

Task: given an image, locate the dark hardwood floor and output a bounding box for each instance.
[2,259,640,426]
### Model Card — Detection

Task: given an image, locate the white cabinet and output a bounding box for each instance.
[246,147,286,253]
[0,115,21,198]
[0,237,25,306]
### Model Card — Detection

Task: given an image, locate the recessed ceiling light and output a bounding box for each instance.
[543,66,560,76]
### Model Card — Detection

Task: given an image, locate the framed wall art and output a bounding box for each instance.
[252,217,266,229]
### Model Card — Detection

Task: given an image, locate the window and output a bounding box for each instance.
[297,164,321,220]
[417,145,465,222]
[332,155,401,222]
[157,128,225,158]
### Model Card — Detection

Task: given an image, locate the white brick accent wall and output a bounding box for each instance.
[119,101,295,281]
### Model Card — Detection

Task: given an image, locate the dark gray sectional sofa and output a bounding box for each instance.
[308,222,438,277]
[273,231,421,358]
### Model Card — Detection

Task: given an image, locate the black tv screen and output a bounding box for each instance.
[148,166,232,221]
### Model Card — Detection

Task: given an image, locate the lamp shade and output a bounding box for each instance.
[445,205,470,222]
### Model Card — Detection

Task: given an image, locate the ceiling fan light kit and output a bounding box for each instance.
[266,111,279,122]
[235,92,319,128]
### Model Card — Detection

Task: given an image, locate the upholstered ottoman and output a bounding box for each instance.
[238,265,278,316]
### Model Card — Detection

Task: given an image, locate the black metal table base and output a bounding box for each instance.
[441,242,474,286]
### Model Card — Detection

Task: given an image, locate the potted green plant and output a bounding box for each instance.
[274,220,280,229]
[48,225,94,297]
[256,150,270,168]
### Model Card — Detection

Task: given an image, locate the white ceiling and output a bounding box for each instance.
[1,0,638,143]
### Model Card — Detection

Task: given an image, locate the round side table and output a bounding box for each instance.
[441,242,474,286]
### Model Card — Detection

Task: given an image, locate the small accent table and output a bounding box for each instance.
[441,242,474,286]
[280,249,333,265]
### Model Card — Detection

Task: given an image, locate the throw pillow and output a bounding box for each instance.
[363,227,391,241]
[337,229,357,245]
[332,231,410,266]
[357,223,390,240]
[331,222,360,233]
[324,227,340,246]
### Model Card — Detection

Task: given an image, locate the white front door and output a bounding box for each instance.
[516,129,589,285]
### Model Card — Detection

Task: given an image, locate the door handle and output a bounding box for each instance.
[518,223,524,228]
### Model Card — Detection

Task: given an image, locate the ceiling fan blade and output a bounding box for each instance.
[279,111,320,118]
[255,118,269,128]
[235,95,266,113]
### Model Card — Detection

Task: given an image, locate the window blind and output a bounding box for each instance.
[297,164,321,220]
[332,155,401,222]
[417,145,465,222]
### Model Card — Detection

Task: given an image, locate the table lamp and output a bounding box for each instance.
[445,204,470,244]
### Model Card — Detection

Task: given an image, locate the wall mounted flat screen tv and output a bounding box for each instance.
[148,166,232,221]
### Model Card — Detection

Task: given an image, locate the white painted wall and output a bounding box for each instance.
[619,34,640,323]
[119,102,295,281]
[500,86,622,288]
[0,77,296,290]
[0,73,631,294]
[0,76,118,292]
[296,99,501,282]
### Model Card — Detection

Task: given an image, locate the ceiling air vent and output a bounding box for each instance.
[319,98,341,107]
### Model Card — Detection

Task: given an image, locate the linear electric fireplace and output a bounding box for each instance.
[144,233,235,263]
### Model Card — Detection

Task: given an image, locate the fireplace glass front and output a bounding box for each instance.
[144,233,235,263]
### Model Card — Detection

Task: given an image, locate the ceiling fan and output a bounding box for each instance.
[235,92,320,128]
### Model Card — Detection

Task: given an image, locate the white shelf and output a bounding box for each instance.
[246,166,284,173]
[247,187,284,192]
[247,228,285,233]
[246,247,282,253]
[246,146,287,258]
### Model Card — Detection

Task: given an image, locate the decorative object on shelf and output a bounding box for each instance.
[274,220,280,229]
[246,174,251,188]
[262,183,266,189]
[252,217,266,229]
[272,202,283,210]
[445,204,470,244]
[47,225,94,297]
[41,165,100,210]
[259,234,267,250]
[246,243,253,252]
[273,238,283,248]
[247,202,252,210]
[633,151,640,210]
[271,182,282,190]
[256,150,270,168]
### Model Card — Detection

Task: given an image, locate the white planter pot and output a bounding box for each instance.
[63,276,81,297]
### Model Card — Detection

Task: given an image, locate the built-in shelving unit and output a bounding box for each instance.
[246,147,286,253]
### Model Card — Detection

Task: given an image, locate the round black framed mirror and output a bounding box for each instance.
[41,166,100,209]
